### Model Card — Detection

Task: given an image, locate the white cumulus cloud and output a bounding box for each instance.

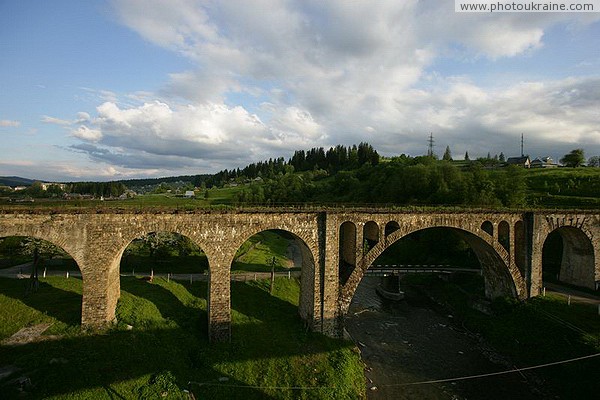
[58,0,599,173]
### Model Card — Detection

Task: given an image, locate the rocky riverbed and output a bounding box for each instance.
[345,277,551,400]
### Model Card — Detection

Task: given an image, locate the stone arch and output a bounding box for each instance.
[0,220,85,272]
[340,223,524,314]
[0,233,84,330]
[481,221,493,237]
[0,233,83,273]
[384,221,400,239]
[498,221,510,253]
[112,224,213,280]
[228,228,318,328]
[119,231,208,275]
[110,227,213,335]
[363,221,379,253]
[542,226,596,290]
[339,221,357,285]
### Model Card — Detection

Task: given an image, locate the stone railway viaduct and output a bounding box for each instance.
[1,209,598,342]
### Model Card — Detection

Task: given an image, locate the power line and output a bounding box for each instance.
[382,352,600,387]
[187,353,600,391]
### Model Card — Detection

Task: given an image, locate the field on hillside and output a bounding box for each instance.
[524,168,600,208]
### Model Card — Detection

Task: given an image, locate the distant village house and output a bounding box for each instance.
[530,156,557,168]
[506,156,531,168]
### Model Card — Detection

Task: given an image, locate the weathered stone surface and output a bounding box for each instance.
[1,209,598,341]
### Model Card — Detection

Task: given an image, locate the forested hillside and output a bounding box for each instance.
[2,142,599,209]
[233,154,530,207]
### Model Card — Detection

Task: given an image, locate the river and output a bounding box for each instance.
[344,276,549,400]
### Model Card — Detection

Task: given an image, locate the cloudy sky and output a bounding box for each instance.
[1,0,599,181]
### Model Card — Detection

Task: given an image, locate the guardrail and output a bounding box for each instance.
[365,265,481,276]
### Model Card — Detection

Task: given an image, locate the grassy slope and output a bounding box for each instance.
[232,231,295,273]
[0,186,246,211]
[0,276,365,399]
[524,167,600,208]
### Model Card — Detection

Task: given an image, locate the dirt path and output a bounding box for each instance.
[1,323,54,346]
[345,277,549,400]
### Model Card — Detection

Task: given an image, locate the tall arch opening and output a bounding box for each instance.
[481,221,493,237]
[514,221,527,277]
[229,229,316,338]
[542,227,596,290]
[363,221,379,253]
[0,235,83,340]
[498,221,510,253]
[339,222,357,285]
[117,232,209,335]
[384,221,400,239]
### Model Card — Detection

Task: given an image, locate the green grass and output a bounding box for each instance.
[232,230,295,273]
[525,167,600,209]
[0,276,365,399]
[404,274,600,399]
[0,186,248,212]
[0,277,82,339]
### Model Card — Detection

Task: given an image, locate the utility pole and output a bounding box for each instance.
[427,132,435,157]
[521,133,524,157]
[269,256,276,294]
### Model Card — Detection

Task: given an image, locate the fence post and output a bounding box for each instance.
[270,257,275,294]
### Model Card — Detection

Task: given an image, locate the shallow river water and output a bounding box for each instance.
[344,277,550,400]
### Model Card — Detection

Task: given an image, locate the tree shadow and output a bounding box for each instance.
[231,280,298,324]
[119,276,208,334]
[0,327,276,399]
[0,277,357,399]
[0,277,82,328]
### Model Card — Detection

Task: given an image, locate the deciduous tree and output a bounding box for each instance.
[560,149,585,167]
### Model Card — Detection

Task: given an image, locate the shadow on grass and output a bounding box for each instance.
[0,276,82,327]
[231,280,298,323]
[0,277,358,399]
[119,277,208,333]
[0,327,277,399]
